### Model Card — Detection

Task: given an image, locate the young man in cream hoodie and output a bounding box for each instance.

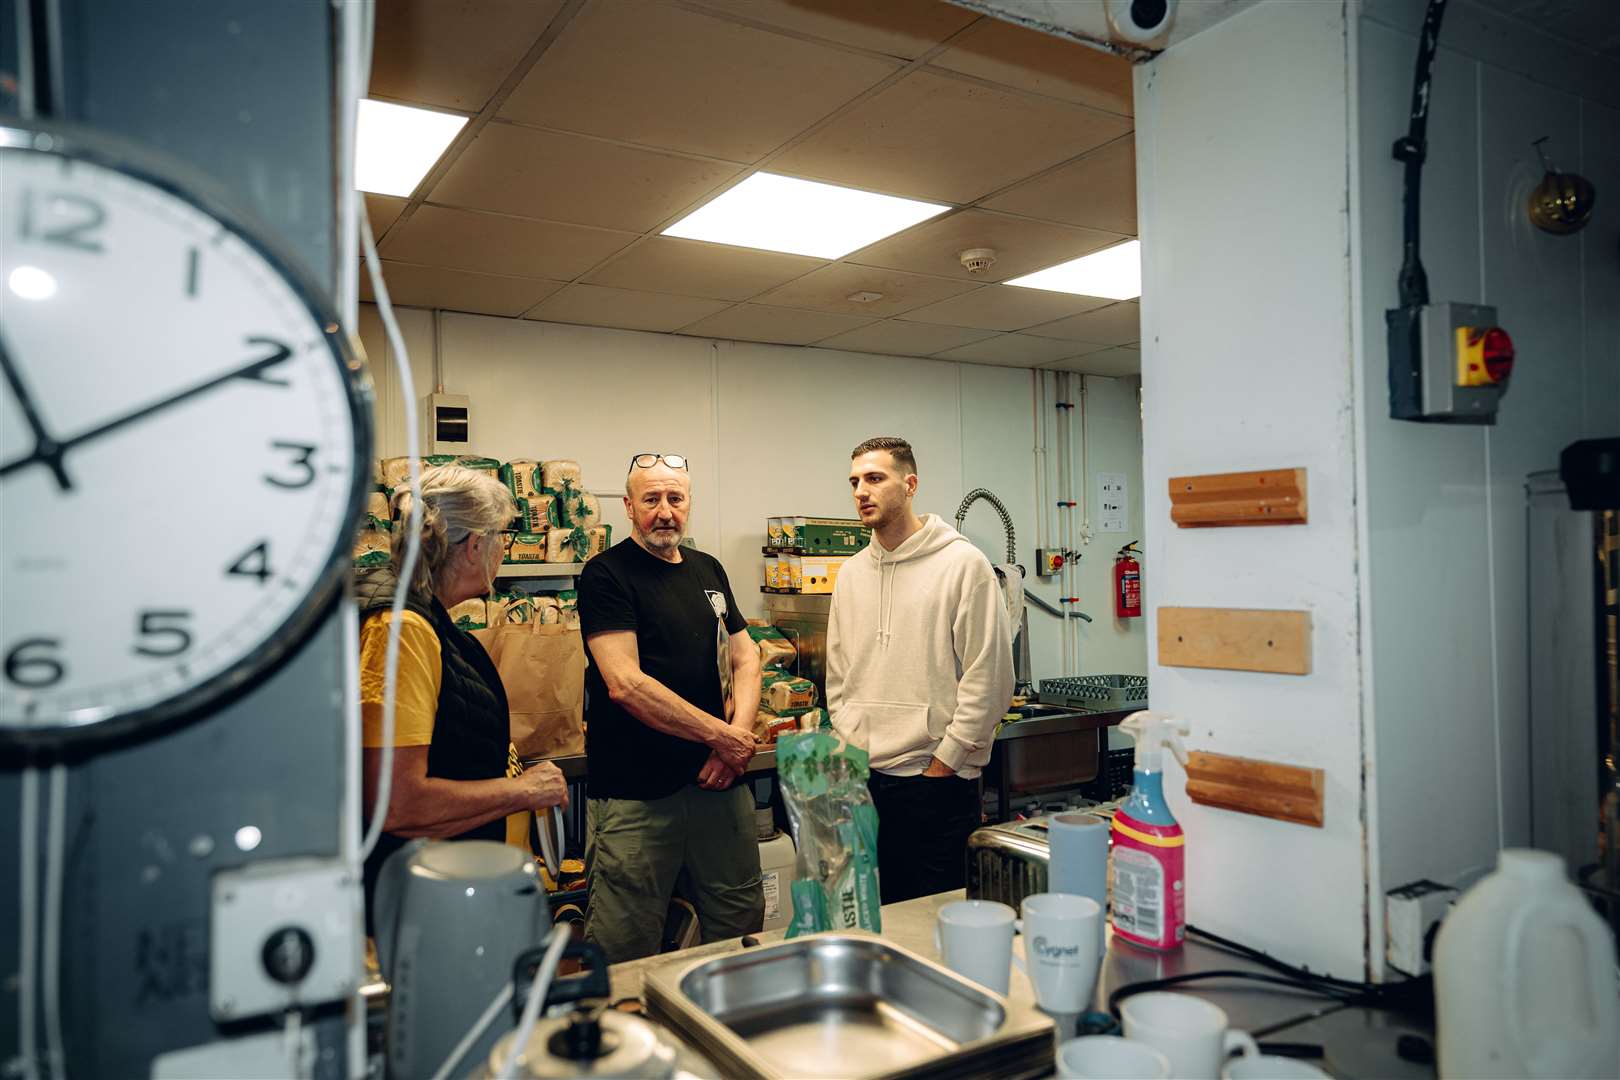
[826,437,1014,903]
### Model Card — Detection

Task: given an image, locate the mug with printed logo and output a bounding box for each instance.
[1013,892,1103,1014]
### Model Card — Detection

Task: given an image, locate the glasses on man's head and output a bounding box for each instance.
[628,453,689,473]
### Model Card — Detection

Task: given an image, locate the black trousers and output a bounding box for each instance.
[868,771,982,904]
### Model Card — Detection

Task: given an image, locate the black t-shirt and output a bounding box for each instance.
[580,538,746,800]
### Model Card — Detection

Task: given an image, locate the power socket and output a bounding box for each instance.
[1386,879,1457,976]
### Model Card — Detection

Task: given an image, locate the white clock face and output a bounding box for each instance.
[0,130,369,738]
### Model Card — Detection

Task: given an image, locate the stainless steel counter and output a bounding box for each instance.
[611,890,1437,1080]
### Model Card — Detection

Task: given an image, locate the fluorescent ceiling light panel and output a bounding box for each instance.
[662,173,949,259]
[1004,239,1141,299]
[355,98,468,197]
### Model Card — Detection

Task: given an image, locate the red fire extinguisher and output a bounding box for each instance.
[1114,542,1142,618]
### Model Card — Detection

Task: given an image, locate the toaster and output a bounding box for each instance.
[965,817,1054,908]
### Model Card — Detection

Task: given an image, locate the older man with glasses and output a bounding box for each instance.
[576,452,764,962]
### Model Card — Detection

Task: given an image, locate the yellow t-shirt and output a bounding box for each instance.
[358,610,530,849]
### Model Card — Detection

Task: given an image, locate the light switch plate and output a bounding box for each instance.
[210,857,361,1021]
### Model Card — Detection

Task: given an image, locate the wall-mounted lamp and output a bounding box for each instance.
[1527,137,1596,235]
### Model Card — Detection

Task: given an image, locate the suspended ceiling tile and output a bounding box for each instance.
[359,260,563,317]
[524,284,732,332]
[429,123,740,232]
[771,69,1132,203]
[814,319,999,358]
[756,263,978,317]
[983,134,1137,234]
[368,0,566,111]
[583,236,826,301]
[678,303,877,345]
[1023,300,1140,344]
[848,208,1122,283]
[929,15,1133,116]
[1042,345,1141,376]
[380,204,636,280]
[932,332,1086,367]
[899,284,1112,332]
[500,1,900,162]
[682,0,980,59]
[365,194,409,238]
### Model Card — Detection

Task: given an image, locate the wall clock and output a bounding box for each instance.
[0,122,372,742]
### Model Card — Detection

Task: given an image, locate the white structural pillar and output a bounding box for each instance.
[1134,0,1375,979]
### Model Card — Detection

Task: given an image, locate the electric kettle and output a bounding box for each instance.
[374,839,552,1080]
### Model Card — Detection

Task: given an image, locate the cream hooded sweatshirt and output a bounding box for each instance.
[825,514,1014,779]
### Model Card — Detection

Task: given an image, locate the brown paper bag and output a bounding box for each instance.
[473,621,585,759]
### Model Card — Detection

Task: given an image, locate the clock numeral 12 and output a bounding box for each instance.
[4,638,65,688]
[134,611,193,657]
[19,190,106,253]
[227,541,274,584]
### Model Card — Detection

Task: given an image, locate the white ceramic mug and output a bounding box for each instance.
[1121,992,1259,1080]
[1013,892,1102,1014]
[1058,1035,1172,1079]
[934,899,1016,995]
[1221,1053,1332,1080]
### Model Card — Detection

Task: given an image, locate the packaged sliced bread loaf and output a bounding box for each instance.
[500,460,544,500]
[447,597,488,631]
[353,525,391,568]
[541,459,582,492]
[514,496,553,535]
[746,625,797,671]
[505,532,547,563]
[545,528,576,563]
[761,671,816,714]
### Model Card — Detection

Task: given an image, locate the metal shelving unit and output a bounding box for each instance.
[496,562,584,578]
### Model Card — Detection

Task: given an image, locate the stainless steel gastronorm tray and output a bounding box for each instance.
[643,934,1052,1080]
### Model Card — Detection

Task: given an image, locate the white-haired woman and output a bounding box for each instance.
[355,464,567,926]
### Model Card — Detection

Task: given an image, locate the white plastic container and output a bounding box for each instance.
[759,830,797,933]
[1433,848,1619,1079]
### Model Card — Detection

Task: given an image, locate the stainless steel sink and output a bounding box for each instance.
[1006,703,1083,718]
[644,934,1052,1079]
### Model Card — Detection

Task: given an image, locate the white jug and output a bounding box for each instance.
[1434,849,1619,1078]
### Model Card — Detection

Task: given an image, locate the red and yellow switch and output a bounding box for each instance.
[1455,325,1514,388]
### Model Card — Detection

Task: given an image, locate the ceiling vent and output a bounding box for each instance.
[959,247,998,274]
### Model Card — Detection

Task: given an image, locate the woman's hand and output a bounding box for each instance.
[518,761,569,811]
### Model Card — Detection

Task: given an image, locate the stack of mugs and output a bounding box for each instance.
[934,813,1329,1080]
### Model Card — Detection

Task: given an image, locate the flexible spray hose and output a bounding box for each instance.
[955,488,1017,566]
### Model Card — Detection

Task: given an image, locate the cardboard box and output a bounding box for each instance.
[796,517,869,555]
[800,555,849,594]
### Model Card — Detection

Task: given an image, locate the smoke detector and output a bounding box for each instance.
[959,248,997,274]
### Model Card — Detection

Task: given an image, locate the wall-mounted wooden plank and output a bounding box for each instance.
[1186,750,1325,827]
[1169,467,1308,527]
[1157,607,1311,674]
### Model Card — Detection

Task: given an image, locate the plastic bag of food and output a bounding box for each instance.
[746,625,797,671]
[776,726,881,937]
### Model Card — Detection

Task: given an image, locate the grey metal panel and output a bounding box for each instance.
[0,1,352,1074]
[61,0,337,292]
[1527,475,1600,870]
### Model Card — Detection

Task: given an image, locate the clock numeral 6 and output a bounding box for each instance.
[5,638,65,688]
[134,611,193,658]
[265,441,318,489]
[227,541,274,584]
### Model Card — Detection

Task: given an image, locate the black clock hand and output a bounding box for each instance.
[0,327,74,490]
[0,336,292,483]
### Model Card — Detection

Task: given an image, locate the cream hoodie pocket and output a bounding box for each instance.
[834,699,932,767]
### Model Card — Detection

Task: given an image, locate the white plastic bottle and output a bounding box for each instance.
[1434,849,1620,1078]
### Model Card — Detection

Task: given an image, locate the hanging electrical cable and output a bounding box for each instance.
[351,0,423,864]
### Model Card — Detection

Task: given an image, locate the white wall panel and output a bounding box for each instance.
[355,308,1149,683]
